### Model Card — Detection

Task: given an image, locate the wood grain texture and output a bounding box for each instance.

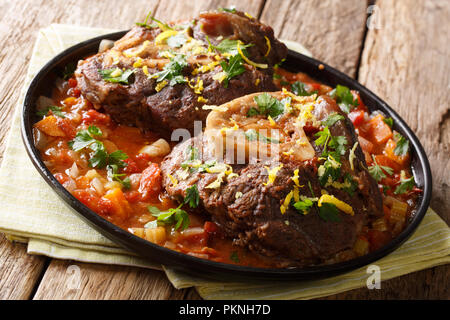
[340,0,450,299]
[0,0,448,300]
[33,260,201,300]
[261,0,368,77]
[359,0,450,221]
[0,235,48,300]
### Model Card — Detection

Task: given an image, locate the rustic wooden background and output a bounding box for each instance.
[0,0,448,300]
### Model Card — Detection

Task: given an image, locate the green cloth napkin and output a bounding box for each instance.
[0,24,448,300]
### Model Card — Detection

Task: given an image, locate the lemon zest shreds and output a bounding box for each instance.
[349,142,359,171]
[280,190,294,214]
[264,164,283,186]
[291,169,303,187]
[133,57,144,68]
[155,80,168,92]
[237,41,268,69]
[142,65,149,75]
[318,194,354,216]
[268,115,276,127]
[198,96,208,103]
[167,174,178,187]
[154,30,178,45]
[244,12,254,19]
[264,36,271,57]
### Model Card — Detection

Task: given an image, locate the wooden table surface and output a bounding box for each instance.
[0,0,448,300]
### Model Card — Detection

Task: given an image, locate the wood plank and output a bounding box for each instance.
[340,0,450,299]
[358,0,450,221]
[33,260,201,300]
[154,0,264,21]
[19,0,262,300]
[0,235,48,300]
[260,0,368,77]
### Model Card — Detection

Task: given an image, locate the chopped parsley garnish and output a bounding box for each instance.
[291,81,317,96]
[151,54,188,85]
[148,205,190,231]
[68,125,128,169]
[330,85,359,113]
[36,106,65,118]
[210,38,253,56]
[247,93,285,118]
[383,117,394,128]
[107,164,131,189]
[293,198,314,214]
[394,172,415,195]
[99,68,134,84]
[393,132,409,156]
[230,251,240,263]
[322,112,344,127]
[318,202,341,222]
[343,173,358,196]
[368,155,394,182]
[314,126,347,160]
[220,54,246,88]
[244,129,280,144]
[136,11,173,31]
[184,185,200,208]
[219,7,237,13]
[62,62,77,80]
[318,156,341,187]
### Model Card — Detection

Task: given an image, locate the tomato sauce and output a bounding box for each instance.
[34,69,420,267]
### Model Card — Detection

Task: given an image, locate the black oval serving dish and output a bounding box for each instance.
[21,31,432,281]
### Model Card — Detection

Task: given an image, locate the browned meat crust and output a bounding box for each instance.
[75,10,287,137]
[160,93,383,267]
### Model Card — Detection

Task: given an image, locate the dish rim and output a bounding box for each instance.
[20,30,432,280]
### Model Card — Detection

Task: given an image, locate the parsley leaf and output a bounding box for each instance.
[343,173,358,196]
[318,156,341,187]
[331,85,359,113]
[99,68,134,84]
[219,7,237,13]
[220,54,246,88]
[291,81,317,96]
[394,172,415,195]
[184,185,200,208]
[368,155,394,182]
[318,202,341,222]
[249,93,285,118]
[230,251,240,263]
[152,54,188,85]
[393,133,409,156]
[293,198,314,214]
[244,129,280,144]
[210,39,253,56]
[36,106,65,118]
[107,164,131,189]
[322,112,344,127]
[148,205,190,231]
[69,126,128,169]
[62,62,77,80]
[314,127,347,159]
[383,117,394,128]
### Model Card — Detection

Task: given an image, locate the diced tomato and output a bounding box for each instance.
[68,78,78,88]
[348,110,365,127]
[368,114,393,144]
[82,109,112,126]
[134,153,152,171]
[123,190,141,203]
[358,135,375,154]
[56,117,77,139]
[73,190,112,217]
[69,88,81,98]
[351,91,366,111]
[204,221,218,234]
[374,154,402,172]
[139,163,162,201]
[122,158,140,174]
[383,138,410,166]
[368,229,391,251]
[54,172,69,185]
